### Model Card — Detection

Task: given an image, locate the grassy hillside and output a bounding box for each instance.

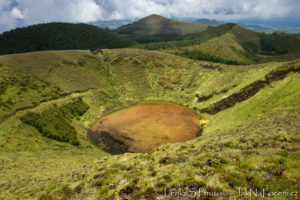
[0,49,300,199]
[115,14,211,39]
[134,23,300,65]
[0,50,117,122]
[0,23,135,55]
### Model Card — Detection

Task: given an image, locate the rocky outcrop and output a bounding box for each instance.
[195,88,230,102]
[195,84,237,103]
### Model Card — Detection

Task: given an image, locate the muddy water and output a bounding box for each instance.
[89,102,202,154]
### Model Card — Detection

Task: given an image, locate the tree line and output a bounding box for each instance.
[0,22,135,55]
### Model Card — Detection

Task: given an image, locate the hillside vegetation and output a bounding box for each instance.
[0,23,135,55]
[20,97,89,145]
[134,23,300,65]
[1,17,300,66]
[115,14,211,38]
[0,49,300,199]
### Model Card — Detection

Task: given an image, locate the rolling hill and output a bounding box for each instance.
[1,49,300,199]
[115,14,212,38]
[180,17,300,34]
[134,23,300,64]
[2,20,299,65]
[0,22,135,55]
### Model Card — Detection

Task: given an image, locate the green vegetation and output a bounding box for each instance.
[176,49,241,65]
[0,22,135,55]
[20,97,89,145]
[1,17,300,66]
[0,47,299,199]
[242,41,259,54]
[132,23,260,64]
[134,34,186,43]
[261,32,300,54]
[133,23,236,50]
[0,50,117,121]
[115,14,210,38]
[133,23,300,65]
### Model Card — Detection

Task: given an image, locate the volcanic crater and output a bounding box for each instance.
[89,102,202,154]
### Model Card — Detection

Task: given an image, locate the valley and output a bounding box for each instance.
[0,14,300,200]
[0,48,299,199]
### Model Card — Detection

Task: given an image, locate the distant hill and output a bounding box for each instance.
[239,24,300,34]
[179,18,300,34]
[0,22,135,55]
[90,19,136,30]
[115,14,212,38]
[134,23,300,64]
[191,18,223,26]
[89,17,300,34]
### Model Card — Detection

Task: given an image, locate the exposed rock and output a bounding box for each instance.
[201,62,300,114]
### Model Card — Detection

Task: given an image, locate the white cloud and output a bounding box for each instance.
[0,0,300,33]
[17,0,103,24]
[68,0,102,22]
[11,7,24,19]
[0,1,23,32]
[0,0,13,10]
[94,0,300,20]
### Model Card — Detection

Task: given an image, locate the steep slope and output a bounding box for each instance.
[0,23,135,55]
[115,14,211,38]
[1,49,300,199]
[134,23,300,64]
[0,50,115,122]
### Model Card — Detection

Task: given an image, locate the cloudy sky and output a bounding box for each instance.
[1,0,300,33]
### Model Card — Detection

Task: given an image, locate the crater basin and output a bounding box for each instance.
[89,102,202,154]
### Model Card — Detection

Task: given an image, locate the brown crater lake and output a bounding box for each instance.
[89,102,202,154]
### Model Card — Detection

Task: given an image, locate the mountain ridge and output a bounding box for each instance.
[134,23,300,64]
[115,14,212,38]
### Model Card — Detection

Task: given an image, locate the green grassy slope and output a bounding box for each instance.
[115,14,211,38]
[0,50,117,122]
[0,23,135,55]
[134,24,300,65]
[0,49,299,199]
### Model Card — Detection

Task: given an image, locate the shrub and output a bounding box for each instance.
[20,97,89,145]
[242,41,259,54]
[260,32,299,54]
[0,81,8,95]
[176,50,242,65]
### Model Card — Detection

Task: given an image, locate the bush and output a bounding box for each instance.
[242,41,259,54]
[176,50,242,65]
[20,97,89,145]
[134,34,185,44]
[0,81,8,95]
[260,32,299,54]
